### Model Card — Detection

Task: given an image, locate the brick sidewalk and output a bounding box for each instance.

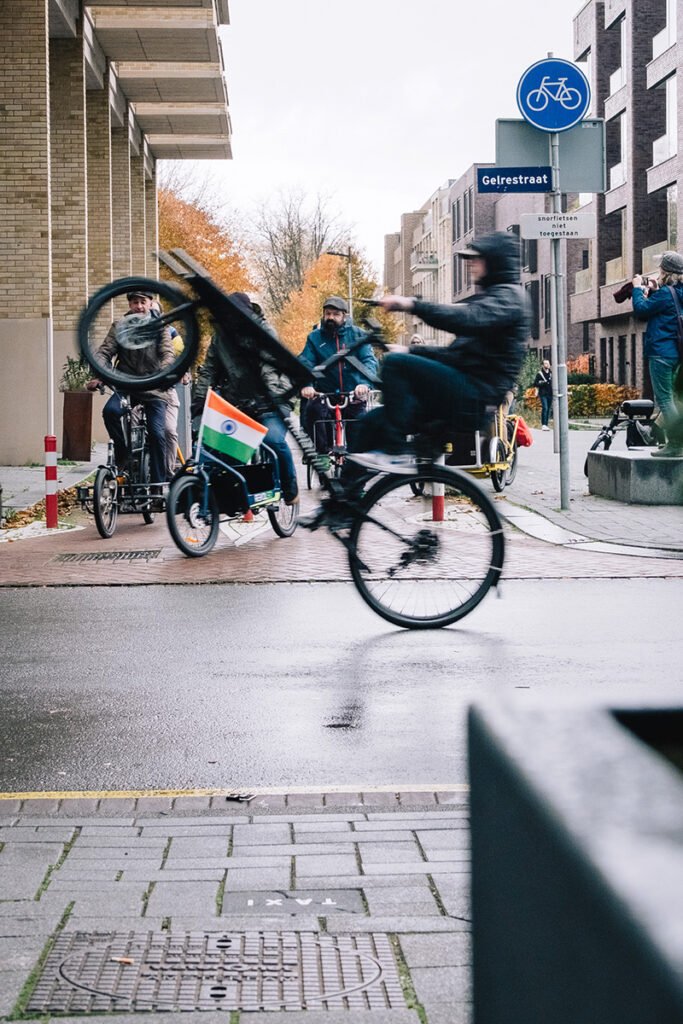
[0,792,469,1023]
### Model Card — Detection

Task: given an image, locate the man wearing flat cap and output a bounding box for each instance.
[87,289,175,483]
[298,296,378,459]
[632,251,683,457]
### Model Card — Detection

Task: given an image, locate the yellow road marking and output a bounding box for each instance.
[0,783,468,801]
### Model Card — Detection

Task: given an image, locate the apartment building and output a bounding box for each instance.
[0,0,232,463]
[571,0,680,392]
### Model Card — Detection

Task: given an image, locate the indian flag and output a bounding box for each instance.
[198,388,267,463]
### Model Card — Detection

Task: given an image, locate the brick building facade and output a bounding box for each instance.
[0,1,231,464]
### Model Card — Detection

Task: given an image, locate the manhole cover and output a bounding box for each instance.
[26,930,404,1013]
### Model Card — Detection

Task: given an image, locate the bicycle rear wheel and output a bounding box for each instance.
[348,467,504,629]
[490,438,507,492]
[78,277,199,392]
[140,450,155,524]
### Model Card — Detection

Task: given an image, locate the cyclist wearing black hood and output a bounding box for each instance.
[349,231,530,470]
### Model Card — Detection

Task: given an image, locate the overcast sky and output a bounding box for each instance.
[207,0,582,274]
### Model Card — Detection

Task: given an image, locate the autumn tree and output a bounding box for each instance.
[250,189,350,316]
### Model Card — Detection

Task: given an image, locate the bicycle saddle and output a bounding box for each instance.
[621,400,655,419]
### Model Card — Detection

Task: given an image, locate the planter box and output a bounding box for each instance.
[61,391,93,461]
[468,700,683,1024]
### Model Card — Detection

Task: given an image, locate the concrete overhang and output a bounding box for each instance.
[49,0,80,37]
[146,133,232,159]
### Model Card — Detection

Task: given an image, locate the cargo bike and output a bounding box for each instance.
[78,250,506,629]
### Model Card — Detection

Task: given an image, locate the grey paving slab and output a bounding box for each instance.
[362,861,469,875]
[223,867,292,891]
[294,854,359,878]
[418,830,471,851]
[250,813,366,824]
[134,816,244,827]
[77,826,140,837]
[2,825,76,841]
[56,799,100,816]
[45,878,149,892]
[359,792,400,807]
[0,935,51,971]
[399,791,438,806]
[61,915,164,930]
[410,965,472,1006]
[287,874,434,890]
[245,794,287,811]
[165,914,318,932]
[140,825,234,837]
[164,837,230,858]
[40,892,146,916]
[20,818,136,828]
[324,916,470,934]
[0,843,64,861]
[232,822,292,844]
[87,799,137,816]
[358,843,425,865]
[0,972,29,1015]
[0,871,49,900]
[133,797,174,814]
[419,1001,472,1024]
[220,889,365,916]
[435,793,469,806]
[0,802,20,817]
[431,875,471,921]
[19,799,60,815]
[355,817,469,831]
[236,843,354,858]
[234,1013,420,1022]
[352,831,418,844]
[164,856,290,871]
[293,821,354,835]
[399,933,472,968]
[285,793,326,808]
[170,795,212,812]
[67,842,165,857]
[120,867,227,882]
[364,886,442,918]
[321,792,365,808]
[143,880,220,911]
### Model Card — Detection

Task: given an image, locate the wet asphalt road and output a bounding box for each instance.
[0,579,680,793]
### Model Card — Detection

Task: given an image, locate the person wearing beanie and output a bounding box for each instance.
[632,251,683,457]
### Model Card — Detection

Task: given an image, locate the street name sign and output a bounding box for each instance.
[517,58,591,132]
[520,212,597,240]
[477,166,552,193]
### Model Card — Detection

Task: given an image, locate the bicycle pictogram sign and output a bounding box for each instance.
[517,58,590,133]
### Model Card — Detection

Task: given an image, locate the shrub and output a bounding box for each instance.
[523,382,639,416]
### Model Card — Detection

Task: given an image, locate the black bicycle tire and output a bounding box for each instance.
[505,440,519,486]
[93,467,118,538]
[584,435,610,476]
[267,501,298,538]
[140,450,155,524]
[491,438,507,492]
[409,480,426,496]
[347,467,504,629]
[166,473,219,557]
[78,277,200,392]
[306,460,315,490]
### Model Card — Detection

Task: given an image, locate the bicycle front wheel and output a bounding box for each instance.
[348,467,504,629]
[93,467,118,538]
[166,473,219,557]
[79,277,200,392]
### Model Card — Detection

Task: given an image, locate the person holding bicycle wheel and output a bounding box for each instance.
[347,233,529,476]
[87,288,175,485]
[299,296,378,462]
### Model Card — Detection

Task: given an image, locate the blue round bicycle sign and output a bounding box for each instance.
[517,58,591,132]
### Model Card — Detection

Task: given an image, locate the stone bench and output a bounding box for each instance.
[587,449,683,505]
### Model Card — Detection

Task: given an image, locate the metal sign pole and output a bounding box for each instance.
[550,132,571,510]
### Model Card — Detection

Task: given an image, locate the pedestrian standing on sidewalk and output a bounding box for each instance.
[533,359,553,430]
[632,251,683,458]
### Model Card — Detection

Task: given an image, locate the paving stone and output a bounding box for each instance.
[134,797,174,814]
[285,793,326,809]
[0,802,20,817]
[232,822,291,844]
[248,794,287,812]
[220,889,365,916]
[360,791,399,807]
[325,915,470,933]
[293,821,353,836]
[436,792,469,806]
[62,915,161,930]
[291,874,433,890]
[135,816,243,827]
[410,965,472,1006]
[398,791,438,806]
[419,1000,472,1024]
[418,829,471,851]
[20,799,60,816]
[163,837,230,858]
[68,842,166,857]
[322,792,364,807]
[294,854,359,878]
[238,843,353,859]
[0,843,64,860]
[56,798,100,816]
[0,935,51,971]
[0,908,65,937]
[256,813,365,824]
[210,797,252,813]
[399,933,472,967]
[355,817,468,831]
[352,830,417,843]
[141,825,234,837]
[0,971,29,1015]
[224,866,291,891]
[78,826,140,837]
[92,799,137,816]
[171,795,212,813]
[0,869,51,900]
[358,842,425,865]
[362,861,469,876]
[232,1013,420,1022]
[40,891,146,916]
[120,867,227,882]
[171,914,323,932]
[431,875,471,920]
[52,864,124,881]
[364,886,442,917]
[45,879,149,893]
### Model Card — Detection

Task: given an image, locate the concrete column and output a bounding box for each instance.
[0,0,52,463]
[145,163,159,278]
[111,126,132,279]
[130,151,147,276]
[86,82,112,295]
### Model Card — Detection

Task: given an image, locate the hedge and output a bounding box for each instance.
[524,383,639,417]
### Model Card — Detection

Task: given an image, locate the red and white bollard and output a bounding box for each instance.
[432,452,445,522]
[45,435,58,529]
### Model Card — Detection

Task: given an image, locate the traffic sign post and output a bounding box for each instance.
[516,57,592,511]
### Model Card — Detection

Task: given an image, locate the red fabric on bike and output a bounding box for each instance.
[515,416,534,447]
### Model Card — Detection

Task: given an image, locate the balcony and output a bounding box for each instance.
[642,240,668,275]
[609,162,626,189]
[652,133,677,166]
[574,267,592,293]
[605,256,625,285]
[609,66,626,95]
[410,252,439,273]
[653,24,676,60]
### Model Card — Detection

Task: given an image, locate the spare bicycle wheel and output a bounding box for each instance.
[348,467,504,629]
[78,277,199,392]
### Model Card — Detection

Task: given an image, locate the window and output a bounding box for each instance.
[617,335,627,384]
[526,280,540,340]
[522,238,538,273]
[452,199,461,242]
[599,337,607,381]
[583,323,590,353]
[543,275,552,330]
[463,190,470,235]
[630,334,637,386]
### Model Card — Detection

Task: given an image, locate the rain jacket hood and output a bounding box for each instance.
[470,232,521,287]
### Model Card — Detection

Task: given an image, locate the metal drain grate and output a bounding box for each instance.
[26,930,404,1013]
[55,549,161,564]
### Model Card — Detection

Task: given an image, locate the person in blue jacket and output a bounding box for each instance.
[632,250,683,457]
[298,296,378,458]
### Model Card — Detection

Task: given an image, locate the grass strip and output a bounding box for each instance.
[10,900,74,1019]
[216,872,227,915]
[388,933,428,1024]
